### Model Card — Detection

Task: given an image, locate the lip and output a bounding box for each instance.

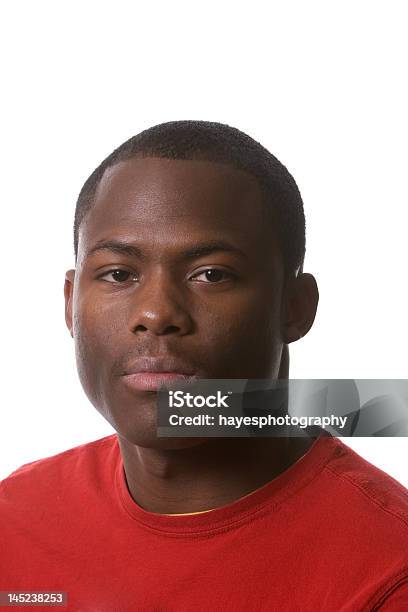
[121,357,197,392]
[122,372,198,392]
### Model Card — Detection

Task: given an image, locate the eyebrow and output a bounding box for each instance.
[85,239,247,261]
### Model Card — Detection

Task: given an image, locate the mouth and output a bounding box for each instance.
[121,357,198,392]
[122,372,198,392]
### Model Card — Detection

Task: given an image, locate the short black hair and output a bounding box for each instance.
[74,120,306,273]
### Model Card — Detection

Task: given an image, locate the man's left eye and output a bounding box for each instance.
[191,269,232,283]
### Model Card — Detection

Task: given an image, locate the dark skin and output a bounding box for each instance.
[64,157,319,514]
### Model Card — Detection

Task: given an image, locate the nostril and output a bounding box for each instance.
[132,324,181,335]
[133,325,148,332]
[160,325,180,335]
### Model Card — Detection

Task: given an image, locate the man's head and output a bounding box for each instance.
[64,120,318,448]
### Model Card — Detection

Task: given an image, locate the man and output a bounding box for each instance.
[1,121,408,611]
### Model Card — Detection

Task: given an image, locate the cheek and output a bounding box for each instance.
[74,290,124,353]
[197,292,283,378]
[72,299,122,408]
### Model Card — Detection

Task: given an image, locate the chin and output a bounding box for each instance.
[106,408,204,451]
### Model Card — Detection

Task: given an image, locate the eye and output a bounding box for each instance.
[98,269,138,283]
[190,268,233,283]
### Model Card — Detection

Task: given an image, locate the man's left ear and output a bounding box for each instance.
[282,272,319,344]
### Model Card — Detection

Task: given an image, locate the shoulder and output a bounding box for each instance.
[315,437,408,608]
[322,437,408,530]
[372,577,408,610]
[0,434,121,578]
[0,434,118,507]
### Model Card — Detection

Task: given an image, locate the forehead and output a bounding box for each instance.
[78,157,280,262]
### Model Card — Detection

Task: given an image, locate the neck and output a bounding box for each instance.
[118,434,314,514]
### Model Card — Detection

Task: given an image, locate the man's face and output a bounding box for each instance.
[65,157,287,447]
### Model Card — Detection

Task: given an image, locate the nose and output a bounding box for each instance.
[129,271,194,336]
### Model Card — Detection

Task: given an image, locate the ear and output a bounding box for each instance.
[282,273,319,344]
[64,269,75,338]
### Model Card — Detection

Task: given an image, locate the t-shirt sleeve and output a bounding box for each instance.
[375,579,408,610]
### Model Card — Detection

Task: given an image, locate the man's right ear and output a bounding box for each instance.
[64,269,75,338]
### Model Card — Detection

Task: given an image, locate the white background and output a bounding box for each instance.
[0,2,407,484]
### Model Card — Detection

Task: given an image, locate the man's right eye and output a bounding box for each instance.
[98,269,138,283]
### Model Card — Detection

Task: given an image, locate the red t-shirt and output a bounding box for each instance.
[1,434,408,611]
